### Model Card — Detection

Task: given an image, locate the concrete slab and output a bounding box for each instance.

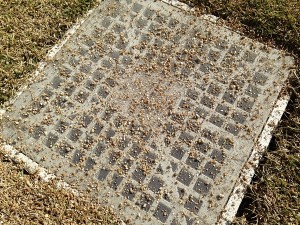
[1,0,294,224]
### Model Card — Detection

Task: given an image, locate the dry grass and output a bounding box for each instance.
[240,83,300,225]
[0,0,299,224]
[0,0,121,224]
[184,0,300,224]
[183,0,300,56]
[0,153,121,225]
[0,0,97,103]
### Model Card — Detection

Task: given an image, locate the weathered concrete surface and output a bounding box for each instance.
[1,0,294,224]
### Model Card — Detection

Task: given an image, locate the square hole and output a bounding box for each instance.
[208,49,221,62]
[179,99,194,110]
[193,178,211,195]
[179,132,194,144]
[210,149,226,163]
[102,108,115,121]
[31,126,45,139]
[101,59,113,68]
[209,115,224,127]
[63,83,76,96]
[81,135,94,149]
[223,91,237,104]
[136,193,154,212]
[122,183,136,200]
[40,89,53,101]
[101,18,111,28]
[243,50,257,63]
[108,152,118,165]
[218,137,234,150]
[181,68,191,77]
[171,146,185,160]
[195,107,209,119]
[83,39,94,48]
[228,45,242,56]
[216,104,229,116]
[164,123,176,136]
[132,2,143,13]
[171,219,180,225]
[94,142,106,157]
[105,78,117,87]
[72,150,84,165]
[201,95,215,108]
[168,18,179,29]
[184,195,202,213]
[85,80,96,91]
[56,141,73,156]
[75,91,89,104]
[186,89,199,100]
[113,23,126,34]
[171,113,185,124]
[51,76,63,89]
[52,96,71,109]
[194,140,210,154]
[55,121,69,134]
[110,173,123,191]
[148,176,164,193]
[177,168,193,186]
[225,123,240,136]
[144,152,157,165]
[245,84,261,98]
[114,115,125,128]
[90,52,101,63]
[185,38,195,49]
[229,79,245,91]
[153,202,172,223]
[132,167,146,183]
[253,72,267,85]
[79,64,92,74]
[203,162,220,179]
[232,111,247,124]
[186,155,202,170]
[118,137,130,150]
[129,143,141,158]
[215,39,229,50]
[93,70,105,81]
[91,122,103,135]
[84,157,96,171]
[68,128,82,142]
[45,133,58,148]
[81,114,93,128]
[120,158,133,173]
[199,63,211,73]
[202,129,216,142]
[186,119,202,133]
[98,168,110,181]
[155,13,167,24]
[135,17,148,29]
[238,97,255,112]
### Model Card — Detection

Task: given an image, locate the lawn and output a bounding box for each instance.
[0,0,299,224]
[0,152,121,224]
[184,0,300,224]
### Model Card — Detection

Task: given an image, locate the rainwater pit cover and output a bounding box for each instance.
[1,0,294,224]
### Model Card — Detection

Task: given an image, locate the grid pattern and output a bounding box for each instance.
[1,0,294,224]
